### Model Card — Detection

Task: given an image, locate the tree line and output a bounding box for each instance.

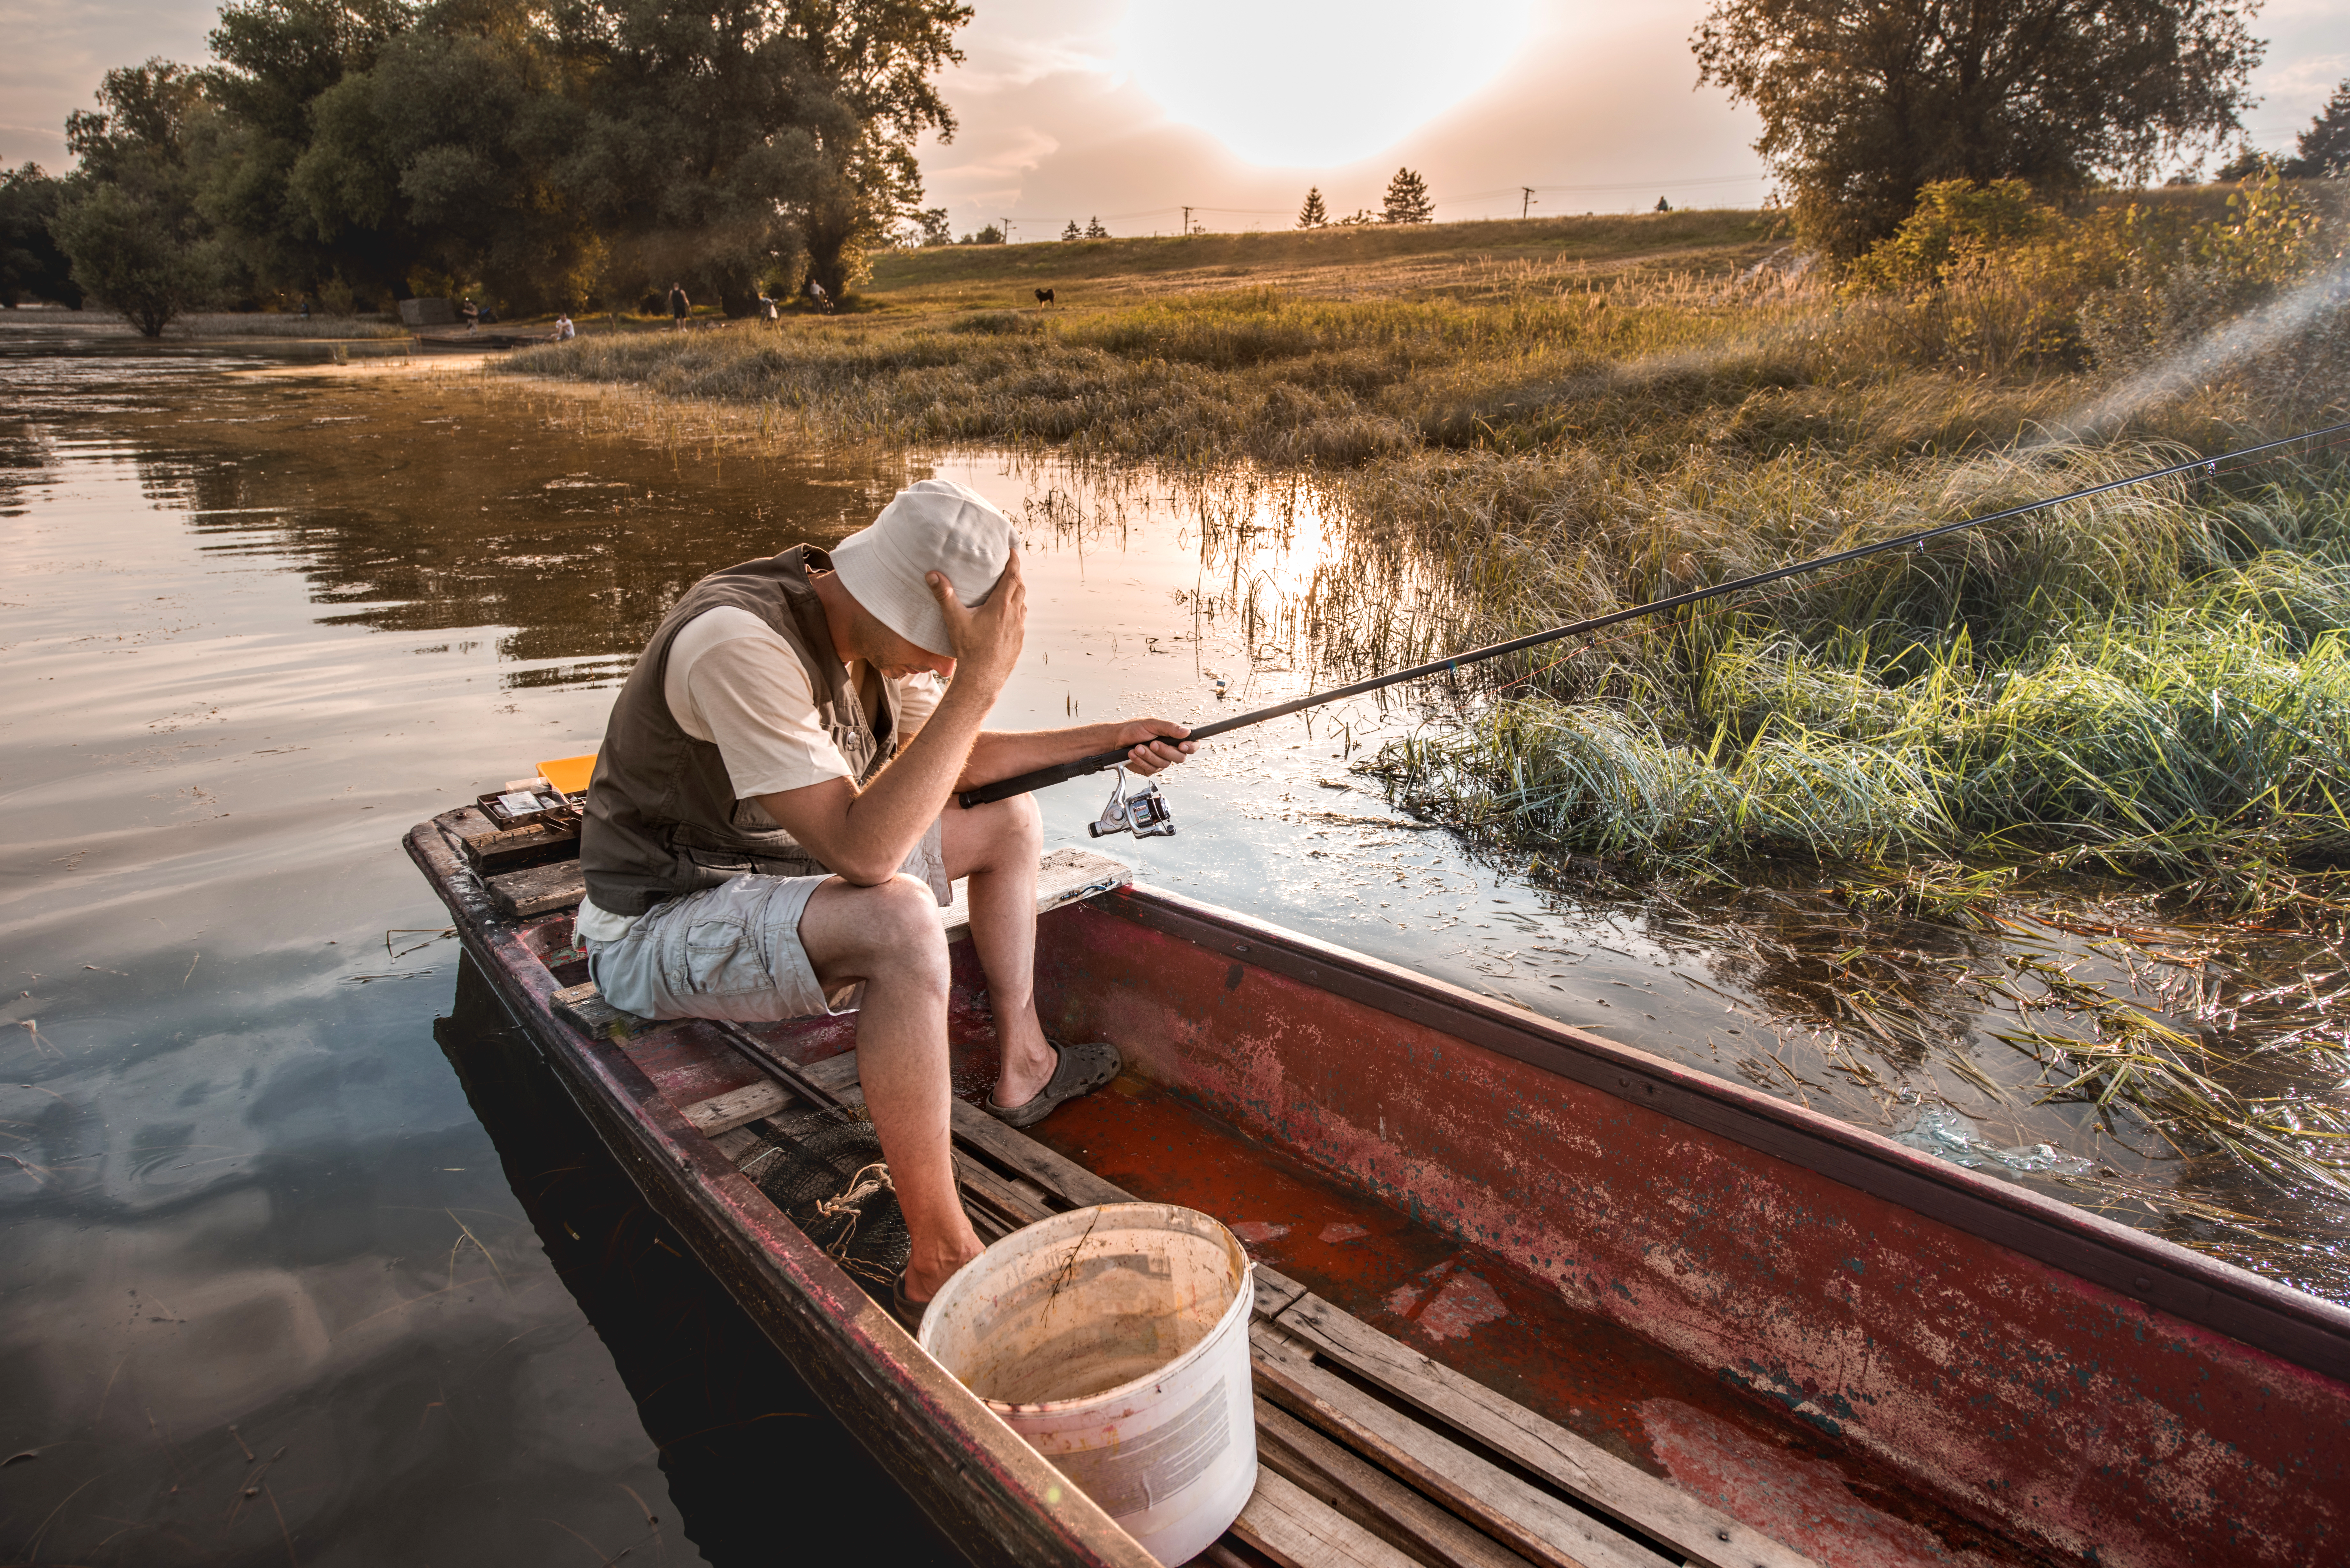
[0,0,970,331]
[1293,169,1433,230]
[1693,0,2276,258]
[4,0,2338,332]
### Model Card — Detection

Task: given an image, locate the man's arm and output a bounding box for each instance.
[752,557,1027,885]
[958,721,1192,792]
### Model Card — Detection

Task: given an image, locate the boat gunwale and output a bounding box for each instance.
[403,813,1158,1568]
[1094,882,2350,1387]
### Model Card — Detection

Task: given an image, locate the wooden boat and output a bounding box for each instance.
[406,803,2350,1568]
[411,327,558,351]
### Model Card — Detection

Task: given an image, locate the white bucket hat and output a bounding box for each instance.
[830,478,1016,657]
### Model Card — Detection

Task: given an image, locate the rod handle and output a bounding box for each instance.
[957,746,1133,808]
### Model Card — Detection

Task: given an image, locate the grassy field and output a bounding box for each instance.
[497,193,2350,1216]
[856,209,1782,308]
[504,192,2350,905]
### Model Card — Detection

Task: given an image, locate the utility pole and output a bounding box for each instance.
[1181,206,1193,236]
[1521,187,1536,220]
[1002,218,1013,244]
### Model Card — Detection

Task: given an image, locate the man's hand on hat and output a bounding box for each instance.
[1117,719,1195,776]
[928,548,1025,693]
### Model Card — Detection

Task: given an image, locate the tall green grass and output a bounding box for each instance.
[1364,447,2350,891]
[499,214,2350,901]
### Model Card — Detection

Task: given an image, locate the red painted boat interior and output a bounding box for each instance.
[1029,1078,2027,1565]
[514,894,2350,1568]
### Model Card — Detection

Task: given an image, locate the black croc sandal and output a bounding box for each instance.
[890,1272,930,1336]
[985,1039,1122,1129]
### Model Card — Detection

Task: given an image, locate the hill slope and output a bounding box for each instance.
[859,209,1783,310]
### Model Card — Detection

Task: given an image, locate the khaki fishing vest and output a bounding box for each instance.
[580,545,897,916]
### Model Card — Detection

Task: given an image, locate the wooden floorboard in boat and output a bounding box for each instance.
[1252,1322,1672,1568]
[1254,1397,1537,1568]
[1232,1469,1424,1568]
[707,1046,1750,1568]
[1276,1296,1812,1568]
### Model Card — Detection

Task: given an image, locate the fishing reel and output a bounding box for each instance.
[1089,765,1176,839]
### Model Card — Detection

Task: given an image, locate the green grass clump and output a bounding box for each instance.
[1366,448,2350,892]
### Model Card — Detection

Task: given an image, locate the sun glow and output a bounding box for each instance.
[1117,0,1538,170]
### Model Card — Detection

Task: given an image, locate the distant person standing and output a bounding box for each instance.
[668,283,690,331]
[758,289,778,322]
[805,278,831,314]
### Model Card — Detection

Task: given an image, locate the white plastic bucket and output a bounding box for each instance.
[919,1202,1257,1565]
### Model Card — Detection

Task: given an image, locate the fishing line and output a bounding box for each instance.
[960,420,2350,813]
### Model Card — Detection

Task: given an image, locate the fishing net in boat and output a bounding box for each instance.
[737,1104,911,1286]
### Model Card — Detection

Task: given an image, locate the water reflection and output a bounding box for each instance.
[0,333,951,1564]
[435,957,957,1564]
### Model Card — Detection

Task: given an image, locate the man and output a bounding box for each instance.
[667,282,690,330]
[575,479,1192,1328]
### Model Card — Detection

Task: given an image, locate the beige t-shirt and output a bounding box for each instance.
[576,606,943,940]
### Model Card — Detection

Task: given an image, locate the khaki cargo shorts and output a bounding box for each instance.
[586,819,948,1022]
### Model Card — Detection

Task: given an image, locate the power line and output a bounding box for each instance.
[952,172,1770,237]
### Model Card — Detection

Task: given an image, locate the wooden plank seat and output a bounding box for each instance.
[545,848,1137,1133]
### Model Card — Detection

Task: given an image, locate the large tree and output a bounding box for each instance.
[0,164,82,307]
[59,0,967,315]
[1693,0,2263,257]
[549,0,965,311]
[202,0,413,303]
[314,2,596,313]
[52,61,221,334]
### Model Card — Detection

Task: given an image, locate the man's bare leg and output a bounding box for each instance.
[942,794,1059,1110]
[798,873,980,1301]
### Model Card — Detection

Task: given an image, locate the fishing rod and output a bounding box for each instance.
[959,419,2350,833]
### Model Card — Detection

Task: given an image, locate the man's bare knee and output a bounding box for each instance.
[853,874,950,983]
[976,792,1042,863]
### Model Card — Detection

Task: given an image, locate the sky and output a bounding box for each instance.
[5,0,2348,235]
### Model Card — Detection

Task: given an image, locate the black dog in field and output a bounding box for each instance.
[1034,288,1056,307]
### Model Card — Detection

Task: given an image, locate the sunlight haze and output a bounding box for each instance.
[1119,0,1539,169]
[2,0,2347,235]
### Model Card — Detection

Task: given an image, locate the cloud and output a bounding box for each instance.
[1118,0,1539,168]
[914,0,1774,234]
[0,0,217,165]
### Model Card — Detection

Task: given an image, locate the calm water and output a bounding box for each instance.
[3,318,2343,1563]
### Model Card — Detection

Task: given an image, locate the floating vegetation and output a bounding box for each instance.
[1981,949,2350,1202]
[1626,871,2350,1295]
